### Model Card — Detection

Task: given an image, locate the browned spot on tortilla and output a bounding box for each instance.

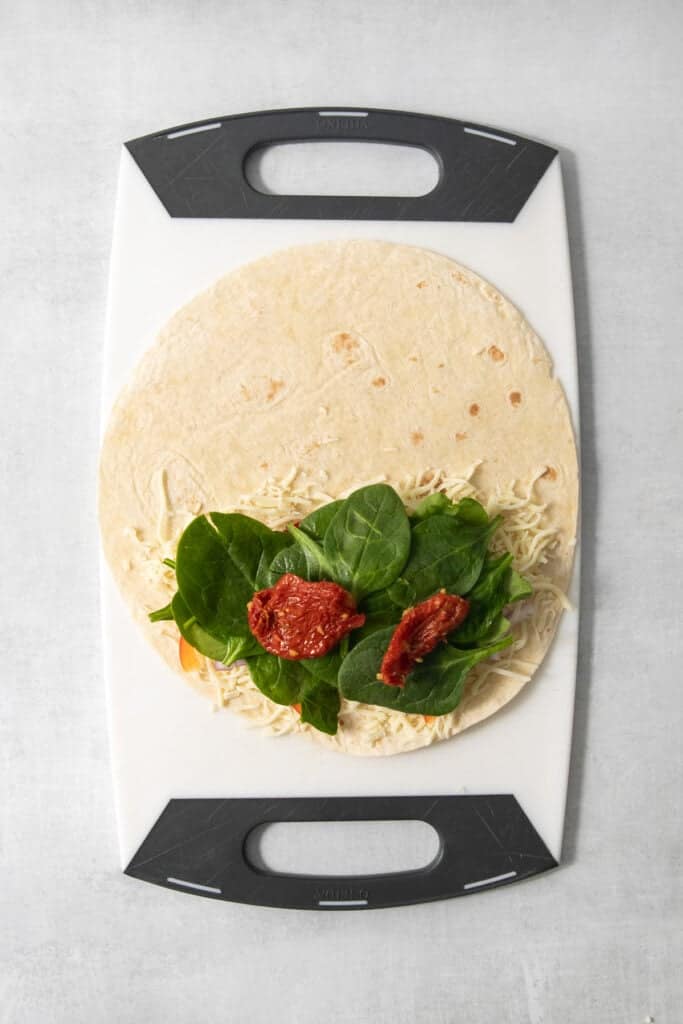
[416,280,428,289]
[542,466,557,481]
[469,403,480,416]
[432,385,442,394]
[240,384,251,400]
[509,391,522,407]
[437,361,445,368]
[411,430,424,446]
[333,332,358,353]
[408,354,419,363]
[332,331,360,366]
[259,461,269,470]
[488,344,505,362]
[372,376,387,388]
[455,432,468,441]
[266,378,285,402]
[451,270,468,284]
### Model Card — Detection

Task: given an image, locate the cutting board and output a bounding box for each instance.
[101,107,580,909]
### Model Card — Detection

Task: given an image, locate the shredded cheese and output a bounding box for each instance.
[129,463,572,753]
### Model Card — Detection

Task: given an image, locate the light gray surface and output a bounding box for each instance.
[1,1,681,1022]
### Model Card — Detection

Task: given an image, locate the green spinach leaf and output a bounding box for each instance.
[456,554,533,646]
[286,523,334,578]
[300,500,344,541]
[386,514,500,606]
[411,492,454,521]
[301,649,342,686]
[508,569,533,603]
[324,484,411,601]
[248,653,339,734]
[338,628,513,715]
[268,542,309,581]
[412,494,489,527]
[475,613,511,645]
[300,678,340,735]
[172,593,261,664]
[248,653,309,706]
[454,553,514,646]
[268,501,344,583]
[356,590,404,634]
[175,513,289,643]
[452,497,489,526]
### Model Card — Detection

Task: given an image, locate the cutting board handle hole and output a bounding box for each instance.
[245,819,441,877]
[245,141,440,198]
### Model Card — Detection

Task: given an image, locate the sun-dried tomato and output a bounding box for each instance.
[248,573,365,660]
[380,592,469,687]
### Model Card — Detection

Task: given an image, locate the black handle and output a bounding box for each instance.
[125,107,556,222]
[125,795,556,910]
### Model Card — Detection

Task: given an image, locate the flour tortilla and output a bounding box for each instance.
[98,240,578,755]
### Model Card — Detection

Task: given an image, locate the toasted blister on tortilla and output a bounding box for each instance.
[98,240,578,756]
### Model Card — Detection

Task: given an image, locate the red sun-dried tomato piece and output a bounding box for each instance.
[380,592,469,687]
[247,573,366,660]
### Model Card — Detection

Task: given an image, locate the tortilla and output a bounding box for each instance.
[98,240,578,755]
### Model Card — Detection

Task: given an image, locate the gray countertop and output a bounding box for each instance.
[2,1,681,1022]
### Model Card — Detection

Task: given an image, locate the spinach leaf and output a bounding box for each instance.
[175,513,289,643]
[300,500,344,541]
[453,497,489,526]
[300,678,340,735]
[356,590,403,633]
[412,494,488,527]
[268,523,333,582]
[383,576,416,607]
[323,484,411,601]
[171,592,261,664]
[338,628,513,715]
[248,654,309,706]
[359,505,499,628]
[475,614,511,645]
[301,649,342,686]
[456,554,533,646]
[148,602,174,622]
[268,542,309,581]
[248,653,339,733]
[454,552,514,646]
[508,569,533,603]
[285,523,334,578]
[411,492,454,522]
[268,501,343,583]
[386,514,500,606]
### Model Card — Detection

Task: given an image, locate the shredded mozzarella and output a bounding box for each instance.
[129,463,572,750]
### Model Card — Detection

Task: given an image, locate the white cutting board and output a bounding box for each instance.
[101,120,580,873]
